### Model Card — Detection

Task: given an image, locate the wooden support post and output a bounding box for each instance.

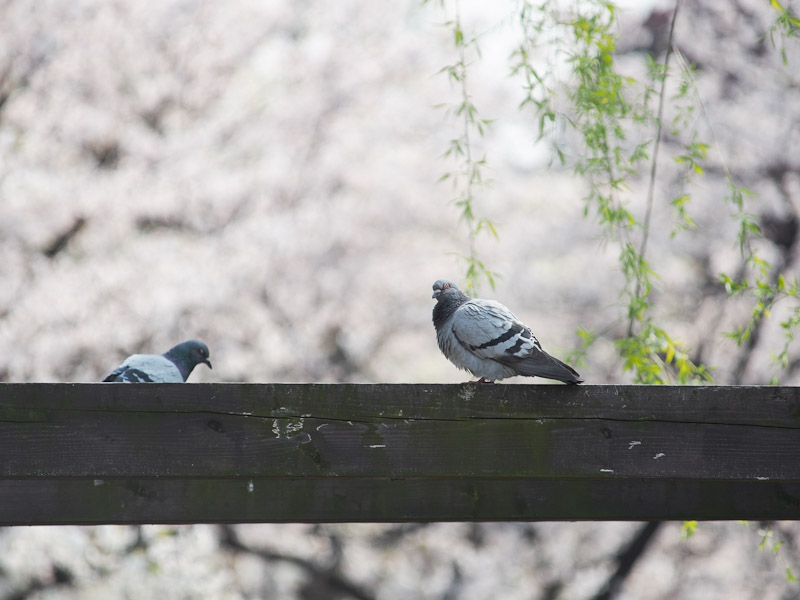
[0,384,798,524]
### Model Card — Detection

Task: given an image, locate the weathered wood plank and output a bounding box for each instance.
[2,383,799,425]
[0,478,798,525]
[2,409,798,479]
[1,384,799,524]
[3,416,800,479]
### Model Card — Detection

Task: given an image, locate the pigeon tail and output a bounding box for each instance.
[503,351,584,384]
[102,368,124,382]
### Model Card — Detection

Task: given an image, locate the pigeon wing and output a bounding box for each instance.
[102,366,128,382]
[451,300,541,361]
[102,365,156,382]
[452,299,583,383]
[499,347,583,383]
[102,354,183,383]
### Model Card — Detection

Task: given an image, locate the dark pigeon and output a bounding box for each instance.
[432,279,583,384]
[102,340,212,382]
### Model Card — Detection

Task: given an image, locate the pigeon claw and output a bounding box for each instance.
[468,377,495,384]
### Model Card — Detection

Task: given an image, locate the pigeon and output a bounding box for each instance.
[102,340,212,382]
[432,280,583,384]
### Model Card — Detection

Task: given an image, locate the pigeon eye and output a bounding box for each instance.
[444,283,450,289]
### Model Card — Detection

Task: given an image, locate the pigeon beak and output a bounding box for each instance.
[432,290,439,299]
[204,359,212,369]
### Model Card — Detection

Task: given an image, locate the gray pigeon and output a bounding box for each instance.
[432,280,583,384]
[102,340,212,382]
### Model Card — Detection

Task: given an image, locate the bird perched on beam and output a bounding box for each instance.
[432,280,583,384]
[102,340,212,382]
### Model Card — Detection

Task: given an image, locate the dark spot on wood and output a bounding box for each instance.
[776,484,800,508]
[125,481,152,499]
[290,432,312,445]
[301,440,327,470]
[600,427,613,439]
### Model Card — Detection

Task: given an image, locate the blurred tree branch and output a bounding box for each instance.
[218,525,376,600]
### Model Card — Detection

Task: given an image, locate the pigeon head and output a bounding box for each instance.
[432,279,470,330]
[432,279,461,301]
[164,340,212,381]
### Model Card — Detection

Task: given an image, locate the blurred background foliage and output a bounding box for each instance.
[1,0,799,598]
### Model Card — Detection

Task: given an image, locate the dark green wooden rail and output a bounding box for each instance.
[1,384,799,525]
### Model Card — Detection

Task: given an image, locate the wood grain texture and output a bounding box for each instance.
[1,478,798,525]
[1,384,799,524]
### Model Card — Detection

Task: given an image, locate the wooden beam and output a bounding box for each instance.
[0,384,799,524]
